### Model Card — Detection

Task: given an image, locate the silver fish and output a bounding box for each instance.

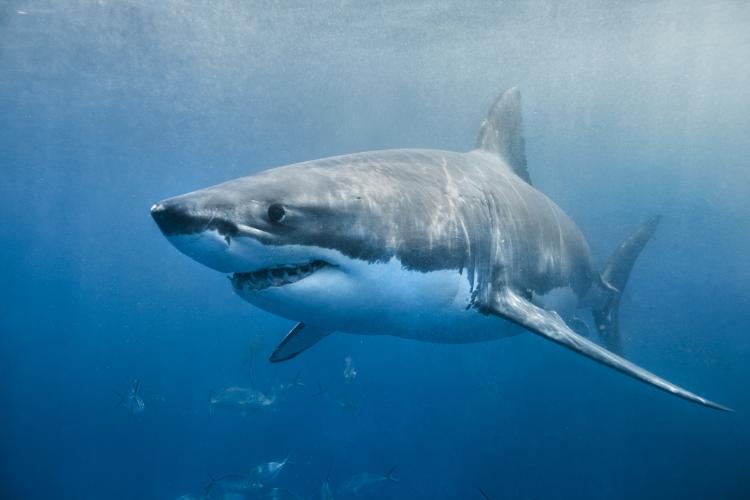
[338,466,398,497]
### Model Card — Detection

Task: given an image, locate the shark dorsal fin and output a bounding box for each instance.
[475,87,530,184]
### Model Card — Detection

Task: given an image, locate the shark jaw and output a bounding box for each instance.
[229,260,333,292]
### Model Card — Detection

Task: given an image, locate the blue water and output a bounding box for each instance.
[2,1,749,499]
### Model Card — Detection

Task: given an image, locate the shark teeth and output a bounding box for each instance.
[230,260,330,291]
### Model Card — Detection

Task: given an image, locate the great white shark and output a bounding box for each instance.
[151,88,730,411]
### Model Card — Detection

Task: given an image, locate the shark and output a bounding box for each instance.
[151,87,730,411]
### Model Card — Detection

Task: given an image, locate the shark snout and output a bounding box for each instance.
[150,200,239,238]
[150,201,189,235]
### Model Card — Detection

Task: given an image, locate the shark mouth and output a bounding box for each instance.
[230,260,331,291]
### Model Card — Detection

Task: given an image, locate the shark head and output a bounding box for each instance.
[151,165,353,271]
[151,157,439,327]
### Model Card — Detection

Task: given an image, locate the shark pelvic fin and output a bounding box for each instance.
[270,322,331,363]
[485,287,732,412]
[475,87,530,184]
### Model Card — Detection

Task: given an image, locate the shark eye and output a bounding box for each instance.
[267,203,286,223]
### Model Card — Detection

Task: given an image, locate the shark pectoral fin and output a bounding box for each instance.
[486,288,732,412]
[269,322,331,363]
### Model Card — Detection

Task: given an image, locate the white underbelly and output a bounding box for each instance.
[236,256,523,343]
[359,302,524,343]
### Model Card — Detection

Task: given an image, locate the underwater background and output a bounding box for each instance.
[1,1,749,498]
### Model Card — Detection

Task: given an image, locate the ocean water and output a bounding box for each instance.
[1,1,749,499]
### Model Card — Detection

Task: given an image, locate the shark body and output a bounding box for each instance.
[151,88,729,411]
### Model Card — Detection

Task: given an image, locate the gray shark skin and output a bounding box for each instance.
[152,88,731,411]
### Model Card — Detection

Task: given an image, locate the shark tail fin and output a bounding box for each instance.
[593,216,661,354]
[386,465,399,483]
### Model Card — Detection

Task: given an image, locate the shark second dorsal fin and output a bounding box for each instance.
[475,87,530,184]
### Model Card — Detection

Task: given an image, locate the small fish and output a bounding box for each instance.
[343,356,357,383]
[337,466,399,497]
[116,379,145,415]
[249,456,290,483]
[209,386,276,416]
[276,371,306,393]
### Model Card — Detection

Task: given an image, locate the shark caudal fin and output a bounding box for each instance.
[593,216,661,354]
